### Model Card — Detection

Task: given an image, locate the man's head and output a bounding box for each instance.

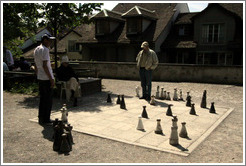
[61,56,69,67]
[41,33,55,47]
[141,41,149,52]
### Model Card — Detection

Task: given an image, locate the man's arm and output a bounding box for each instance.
[34,64,38,75]
[43,60,55,88]
[150,51,159,70]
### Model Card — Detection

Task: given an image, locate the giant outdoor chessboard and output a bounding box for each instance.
[30,92,234,156]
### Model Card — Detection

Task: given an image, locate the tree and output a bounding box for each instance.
[3,3,41,57]
[38,3,102,73]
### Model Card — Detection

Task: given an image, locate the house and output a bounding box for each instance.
[74,3,189,62]
[161,3,243,65]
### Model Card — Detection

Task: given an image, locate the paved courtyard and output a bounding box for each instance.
[3,79,244,163]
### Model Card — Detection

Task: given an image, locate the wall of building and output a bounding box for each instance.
[70,61,243,85]
[63,31,82,60]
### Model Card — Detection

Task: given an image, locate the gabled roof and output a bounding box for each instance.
[192,3,243,20]
[78,3,179,44]
[122,6,158,20]
[91,9,124,22]
[175,12,198,25]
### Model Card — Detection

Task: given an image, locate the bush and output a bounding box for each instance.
[9,81,39,96]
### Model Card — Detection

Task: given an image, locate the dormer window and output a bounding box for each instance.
[96,20,110,35]
[126,18,142,34]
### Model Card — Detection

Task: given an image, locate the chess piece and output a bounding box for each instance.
[60,133,71,153]
[190,103,196,115]
[156,86,160,99]
[107,93,112,103]
[150,95,156,105]
[141,106,149,119]
[155,119,163,135]
[116,95,121,104]
[61,104,68,123]
[179,122,188,138]
[186,96,191,107]
[200,90,207,108]
[179,89,184,101]
[173,88,178,101]
[137,116,145,131]
[65,123,74,144]
[53,125,62,151]
[186,92,190,101]
[209,102,216,113]
[169,116,179,145]
[136,86,140,97]
[64,131,72,151]
[166,104,173,116]
[166,92,171,100]
[163,91,167,100]
[160,88,164,100]
[120,95,126,109]
[52,118,60,140]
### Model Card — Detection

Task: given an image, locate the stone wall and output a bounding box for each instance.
[70,61,243,85]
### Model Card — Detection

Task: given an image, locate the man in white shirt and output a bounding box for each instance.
[3,46,14,70]
[34,33,55,125]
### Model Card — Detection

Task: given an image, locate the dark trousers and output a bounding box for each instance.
[139,68,152,98]
[38,80,53,123]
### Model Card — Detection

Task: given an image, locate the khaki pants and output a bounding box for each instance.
[66,77,81,99]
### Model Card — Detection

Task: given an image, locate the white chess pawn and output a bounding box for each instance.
[136,86,140,97]
[150,95,156,105]
[61,104,68,123]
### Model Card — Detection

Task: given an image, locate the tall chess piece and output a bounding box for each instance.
[160,88,164,100]
[186,92,190,101]
[163,91,167,100]
[150,95,156,105]
[61,104,68,123]
[60,133,71,153]
[186,96,192,107]
[200,90,207,108]
[169,116,179,145]
[137,116,145,131]
[64,131,72,151]
[136,86,140,97]
[107,93,112,103]
[156,86,160,99]
[179,89,184,101]
[166,92,171,100]
[116,95,121,104]
[141,106,149,119]
[155,119,163,135]
[53,124,63,151]
[120,95,126,109]
[65,124,74,144]
[173,88,178,101]
[166,104,173,116]
[209,102,216,113]
[190,103,196,115]
[179,122,188,138]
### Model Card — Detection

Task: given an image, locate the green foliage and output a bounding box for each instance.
[9,81,39,96]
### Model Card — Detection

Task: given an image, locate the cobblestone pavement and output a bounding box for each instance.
[3,79,244,163]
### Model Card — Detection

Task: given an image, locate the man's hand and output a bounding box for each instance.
[50,79,55,88]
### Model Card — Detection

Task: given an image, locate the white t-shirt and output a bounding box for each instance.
[34,44,54,80]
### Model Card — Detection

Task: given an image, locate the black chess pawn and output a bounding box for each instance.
[120,95,126,109]
[190,103,196,115]
[166,92,171,100]
[107,93,112,103]
[209,102,216,113]
[200,90,207,108]
[141,106,149,119]
[186,92,190,101]
[53,124,63,152]
[116,95,121,104]
[186,95,192,107]
[166,104,173,116]
[60,133,71,153]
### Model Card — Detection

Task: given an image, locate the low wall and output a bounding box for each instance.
[70,61,243,85]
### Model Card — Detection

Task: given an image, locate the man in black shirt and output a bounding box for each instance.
[56,56,81,106]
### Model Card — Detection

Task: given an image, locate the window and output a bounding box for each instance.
[96,20,110,34]
[127,18,142,34]
[179,26,185,36]
[202,24,224,43]
[68,40,80,52]
[197,52,233,65]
